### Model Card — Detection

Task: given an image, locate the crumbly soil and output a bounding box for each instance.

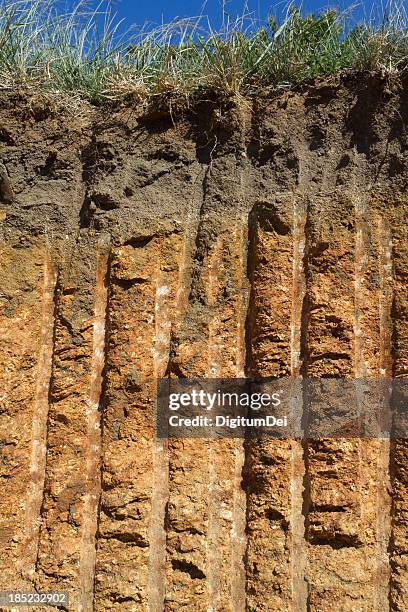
[0,71,407,611]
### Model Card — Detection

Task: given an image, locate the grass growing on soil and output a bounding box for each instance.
[0,0,407,104]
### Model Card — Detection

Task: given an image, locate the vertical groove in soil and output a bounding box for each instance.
[25,253,57,581]
[79,241,109,612]
[353,198,369,610]
[230,220,248,612]
[207,235,223,612]
[245,202,293,611]
[290,198,308,612]
[377,218,393,611]
[148,261,175,611]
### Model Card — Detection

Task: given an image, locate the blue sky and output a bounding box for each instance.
[104,0,384,30]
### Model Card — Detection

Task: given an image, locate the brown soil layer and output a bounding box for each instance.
[0,71,407,610]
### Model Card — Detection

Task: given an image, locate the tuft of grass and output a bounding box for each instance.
[0,0,406,104]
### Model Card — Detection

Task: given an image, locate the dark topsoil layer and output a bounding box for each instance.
[0,69,407,250]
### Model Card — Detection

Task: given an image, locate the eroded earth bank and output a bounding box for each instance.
[0,72,407,610]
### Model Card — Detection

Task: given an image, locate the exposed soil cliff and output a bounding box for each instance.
[0,71,407,611]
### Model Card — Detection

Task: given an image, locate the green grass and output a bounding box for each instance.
[0,0,407,104]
